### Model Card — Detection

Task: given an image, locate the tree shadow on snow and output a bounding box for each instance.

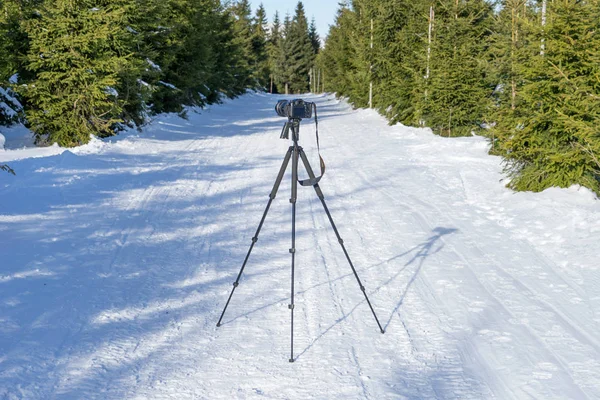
[0,93,389,399]
[0,95,329,399]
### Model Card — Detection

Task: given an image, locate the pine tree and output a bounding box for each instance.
[308,17,320,57]
[230,0,256,89]
[0,0,31,126]
[267,11,283,93]
[280,2,314,94]
[319,4,356,97]
[251,4,270,89]
[307,17,320,92]
[487,0,536,152]
[422,0,494,136]
[155,0,225,110]
[277,13,293,94]
[116,0,167,121]
[21,0,134,146]
[208,8,248,98]
[372,0,430,124]
[494,0,600,193]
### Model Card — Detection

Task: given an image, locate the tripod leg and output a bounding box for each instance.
[217,146,294,328]
[288,144,299,362]
[298,149,385,334]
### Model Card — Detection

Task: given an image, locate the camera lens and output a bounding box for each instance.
[275,100,289,117]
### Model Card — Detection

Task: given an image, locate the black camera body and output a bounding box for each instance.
[275,99,313,119]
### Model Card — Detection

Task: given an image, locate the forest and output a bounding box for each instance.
[319,0,600,194]
[0,0,320,146]
[2,0,599,195]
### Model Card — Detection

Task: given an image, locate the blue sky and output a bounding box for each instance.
[249,0,340,41]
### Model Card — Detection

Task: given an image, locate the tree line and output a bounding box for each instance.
[319,0,600,195]
[0,0,320,148]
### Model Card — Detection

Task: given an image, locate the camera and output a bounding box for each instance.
[275,99,314,119]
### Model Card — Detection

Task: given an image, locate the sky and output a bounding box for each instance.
[249,0,340,42]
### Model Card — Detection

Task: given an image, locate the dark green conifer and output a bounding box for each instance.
[21,0,133,146]
[251,4,270,89]
[495,0,600,193]
[319,4,356,98]
[423,0,494,136]
[280,2,314,94]
[229,0,256,89]
[267,11,284,93]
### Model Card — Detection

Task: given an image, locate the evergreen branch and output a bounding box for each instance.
[573,142,600,172]
[547,60,600,100]
[1,164,16,175]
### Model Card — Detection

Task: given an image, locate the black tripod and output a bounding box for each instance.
[216,118,384,362]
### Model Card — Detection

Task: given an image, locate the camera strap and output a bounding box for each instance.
[298,103,326,187]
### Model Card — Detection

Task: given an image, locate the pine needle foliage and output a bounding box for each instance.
[494,0,600,193]
[21,1,133,146]
[423,0,494,137]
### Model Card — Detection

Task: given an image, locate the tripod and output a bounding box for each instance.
[216,117,384,362]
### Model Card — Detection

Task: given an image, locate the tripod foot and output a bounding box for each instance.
[216,323,221,328]
[289,358,295,363]
[381,329,385,334]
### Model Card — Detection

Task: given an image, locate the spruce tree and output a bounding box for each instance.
[487,0,536,152]
[267,11,283,93]
[373,0,430,124]
[280,2,314,94]
[423,0,494,136]
[0,0,31,126]
[156,0,223,110]
[308,17,320,55]
[344,0,375,107]
[230,0,256,89]
[209,7,249,98]
[495,0,600,193]
[319,4,356,97]
[277,13,293,94]
[251,4,270,89]
[22,0,134,146]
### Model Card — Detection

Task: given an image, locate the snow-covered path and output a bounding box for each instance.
[1,93,599,399]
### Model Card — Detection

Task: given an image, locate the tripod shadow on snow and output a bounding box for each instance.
[381,227,458,331]
[294,227,458,360]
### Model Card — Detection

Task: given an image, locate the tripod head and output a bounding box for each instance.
[280,118,302,142]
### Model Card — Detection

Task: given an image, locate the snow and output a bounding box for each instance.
[0,132,4,149]
[0,86,23,118]
[158,81,178,90]
[0,93,599,399]
[104,87,119,97]
[146,58,162,71]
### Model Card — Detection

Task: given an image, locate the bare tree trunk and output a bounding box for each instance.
[511,5,517,110]
[369,18,373,108]
[426,5,434,81]
[540,0,547,56]
[285,82,289,95]
[270,76,273,94]
[317,69,321,94]
[425,5,434,103]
